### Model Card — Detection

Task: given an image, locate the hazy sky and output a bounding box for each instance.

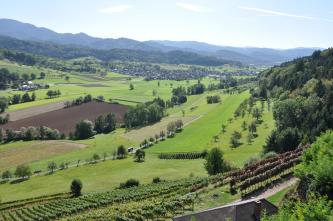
[1,0,333,48]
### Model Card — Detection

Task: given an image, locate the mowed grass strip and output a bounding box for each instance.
[122,115,199,142]
[0,141,86,171]
[147,92,250,154]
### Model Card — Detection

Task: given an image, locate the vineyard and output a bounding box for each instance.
[0,175,225,221]
[0,145,307,221]
[229,145,308,196]
[158,151,208,160]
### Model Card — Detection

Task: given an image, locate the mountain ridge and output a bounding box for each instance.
[0,18,319,65]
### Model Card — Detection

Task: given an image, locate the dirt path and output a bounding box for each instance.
[236,177,298,203]
[0,101,66,121]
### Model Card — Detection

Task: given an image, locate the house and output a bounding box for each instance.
[173,198,278,221]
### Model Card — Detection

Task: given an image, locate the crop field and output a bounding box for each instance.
[2,101,128,135]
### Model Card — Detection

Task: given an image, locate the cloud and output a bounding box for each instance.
[99,5,132,14]
[176,2,208,12]
[239,6,333,22]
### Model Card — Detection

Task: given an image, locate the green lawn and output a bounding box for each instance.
[0,154,207,202]
[147,92,250,154]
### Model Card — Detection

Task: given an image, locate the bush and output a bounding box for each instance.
[152,177,161,183]
[70,179,83,197]
[74,120,95,139]
[119,178,139,189]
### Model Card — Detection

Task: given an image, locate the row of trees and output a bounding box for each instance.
[140,120,184,149]
[64,94,92,108]
[1,126,63,143]
[10,92,36,104]
[46,90,61,98]
[206,95,221,104]
[124,99,165,128]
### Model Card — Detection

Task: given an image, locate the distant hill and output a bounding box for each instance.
[0,18,319,65]
[150,40,319,65]
[0,35,236,66]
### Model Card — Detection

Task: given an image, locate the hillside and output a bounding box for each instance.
[0,35,236,66]
[0,19,317,65]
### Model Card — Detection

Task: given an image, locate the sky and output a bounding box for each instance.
[1,0,332,49]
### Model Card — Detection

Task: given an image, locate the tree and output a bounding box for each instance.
[204,148,230,175]
[221,124,227,133]
[92,153,100,163]
[241,121,247,131]
[31,92,36,101]
[40,72,46,79]
[21,92,31,103]
[70,179,83,197]
[230,131,242,148]
[104,113,116,133]
[129,83,134,90]
[252,107,262,123]
[248,121,257,135]
[30,73,36,80]
[47,161,57,173]
[117,145,128,159]
[14,165,32,179]
[134,149,145,162]
[12,94,21,104]
[65,76,70,82]
[74,120,95,139]
[0,97,8,113]
[94,115,105,134]
[167,121,176,137]
[1,170,12,180]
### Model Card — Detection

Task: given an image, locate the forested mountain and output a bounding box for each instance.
[257,48,333,153]
[0,18,317,65]
[149,40,318,65]
[0,35,236,66]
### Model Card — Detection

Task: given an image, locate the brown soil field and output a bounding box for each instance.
[0,140,86,170]
[1,101,128,135]
[0,102,65,121]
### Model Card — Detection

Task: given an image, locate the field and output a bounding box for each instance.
[0,141,86,171]
[0,59,278,215]
[1,101,128,135]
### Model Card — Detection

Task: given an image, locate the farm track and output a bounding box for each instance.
[0,102,65,121]
[1,101,128,135]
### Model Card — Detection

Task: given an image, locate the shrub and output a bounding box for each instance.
[74,120,95,139]
[70,179,83,197]
[119,178,139,189]
[152,177,161,183]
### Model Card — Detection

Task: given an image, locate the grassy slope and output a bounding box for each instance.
[0,155,206,202]
[147,92,249,153]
